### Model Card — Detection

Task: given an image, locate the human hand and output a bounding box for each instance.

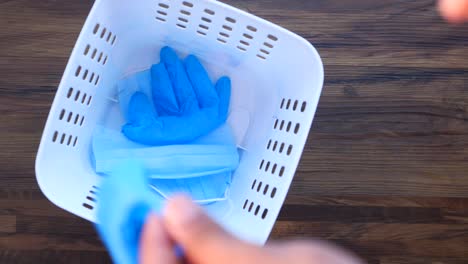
[439,0,468,23]
[139,196,364,264]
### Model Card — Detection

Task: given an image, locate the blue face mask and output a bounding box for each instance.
[92,124,239,179]
[120,47,231,146]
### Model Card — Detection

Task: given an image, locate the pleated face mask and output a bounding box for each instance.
[92,122,239,204]
[92,123,239,180]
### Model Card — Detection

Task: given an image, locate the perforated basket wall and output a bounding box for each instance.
[36,0,324,245]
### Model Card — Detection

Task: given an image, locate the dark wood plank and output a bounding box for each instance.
[272,221,468,258]
[379,256,468,264]
[272,222,468,242]
[283,195,468,209]
[0,233,103,251]
[222,0,468,68]
[1,0,468,263]
[0,215,16,233]
[0,250,111,264]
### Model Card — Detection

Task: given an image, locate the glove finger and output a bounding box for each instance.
[184,55,218,108]
[127,92,158,126]
[160,47,198,114]
[151,63,180,116]
[215,76,231,122]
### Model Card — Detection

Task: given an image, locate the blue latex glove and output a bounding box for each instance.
[122,47,231,145]
[96,161,163,264]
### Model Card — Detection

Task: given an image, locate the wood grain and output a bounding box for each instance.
[1,0,468,263]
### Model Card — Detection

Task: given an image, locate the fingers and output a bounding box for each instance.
[161,47,199,114]
[139,213,179,264]
[163,195,265,264]
[123,92,160,144]
[151,63,180,116]
[215,76,231,122]
[439,0,468,23]
[184,55,219,108]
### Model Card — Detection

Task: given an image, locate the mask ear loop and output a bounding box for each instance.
[217,183,233,221]
[149,184,169,200]
[106,96,119,103]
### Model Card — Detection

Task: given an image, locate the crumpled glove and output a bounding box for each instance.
[122,47,231,145]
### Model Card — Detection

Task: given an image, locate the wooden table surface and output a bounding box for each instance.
[1,0,468,263]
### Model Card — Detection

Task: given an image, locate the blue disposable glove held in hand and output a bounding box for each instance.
[122,47,232,146]
[96,161,163,264]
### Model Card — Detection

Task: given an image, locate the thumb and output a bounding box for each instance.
[163,195,266,264]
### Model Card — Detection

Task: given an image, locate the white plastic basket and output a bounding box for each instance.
[35,0,324,245]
